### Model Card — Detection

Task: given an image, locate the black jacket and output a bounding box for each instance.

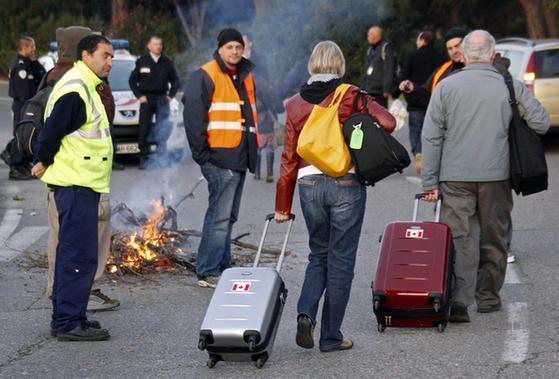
[9,54,46,102]
[362,40,397,95]
[405,60,464,111]
[182,52,258,173]
[129,54,180,98]
[399,45,444,111]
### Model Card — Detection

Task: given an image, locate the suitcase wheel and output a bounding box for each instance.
[373,299,380,311]
[248,339,256,351]
[437,323,446,333]
[198,339,206,351]
[255,355,268,369]
[377,323,386,333]
[207,355,219,369]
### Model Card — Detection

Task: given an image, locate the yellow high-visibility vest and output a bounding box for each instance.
[41,61,113,193]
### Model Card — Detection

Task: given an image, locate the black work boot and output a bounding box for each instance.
[57,322,110,341]
[51,320,102,337]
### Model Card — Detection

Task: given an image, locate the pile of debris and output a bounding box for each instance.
[108,195,289,275]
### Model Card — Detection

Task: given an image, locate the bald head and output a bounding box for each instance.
[367,26,383,45]
[463,30,496,64]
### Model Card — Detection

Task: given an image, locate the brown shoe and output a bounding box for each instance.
[320,339,353,352]
[449,302,470,323]
[295,315,314,349]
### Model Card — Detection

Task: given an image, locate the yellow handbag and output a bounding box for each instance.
[296,83,352,177]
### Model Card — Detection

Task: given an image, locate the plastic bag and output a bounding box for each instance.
[389,99,408,132]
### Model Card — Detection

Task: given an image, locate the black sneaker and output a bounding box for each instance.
[449,302,470,323]
[295,315,315,349]
[51,320,101,337]
[57,323,110,341]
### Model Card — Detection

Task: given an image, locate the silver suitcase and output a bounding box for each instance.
[198,213,295,369]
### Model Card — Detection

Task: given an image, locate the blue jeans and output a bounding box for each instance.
[197,162,246,279]
[408,110,425,155]
[296,174,366,349]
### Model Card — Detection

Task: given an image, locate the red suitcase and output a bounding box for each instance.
[372,194,453,332]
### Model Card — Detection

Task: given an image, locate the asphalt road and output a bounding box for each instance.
[1,81,559,378]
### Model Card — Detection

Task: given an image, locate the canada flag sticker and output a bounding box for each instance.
[231,282,251,292]
[405,227,424,239]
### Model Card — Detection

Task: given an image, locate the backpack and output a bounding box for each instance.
[342,91,410,186]
[296,84,352,177]
[14,73,53,160]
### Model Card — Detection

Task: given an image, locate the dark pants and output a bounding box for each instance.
[408,110,425,156]
[4,100,29,171]
[197,162,246,279]
[440,181,513,308]
[138,96,171,158]
[52,186,100,333]
[296,174,366,349]
[12,99,23,129]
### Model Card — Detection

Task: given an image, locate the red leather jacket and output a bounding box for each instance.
[275,84,396,214]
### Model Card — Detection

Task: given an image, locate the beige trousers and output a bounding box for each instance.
[46,190,111,297]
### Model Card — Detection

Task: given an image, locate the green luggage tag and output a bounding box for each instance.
[349,122,364,150]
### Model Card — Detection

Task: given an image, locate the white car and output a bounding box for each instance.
[108,49,185,155]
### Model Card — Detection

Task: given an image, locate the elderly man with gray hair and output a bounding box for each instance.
[421,30,549,323]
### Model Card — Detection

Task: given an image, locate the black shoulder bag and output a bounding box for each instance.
[502,71,548,196]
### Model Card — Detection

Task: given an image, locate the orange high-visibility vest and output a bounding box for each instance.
[431,60,454,93]
[201,59,259,148]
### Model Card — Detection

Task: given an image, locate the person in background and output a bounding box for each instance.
[129,35,180,169]
[275,41,396,352]
[362,25,397,108]
[1,36,46,180]
[398,31,443,173]
[243,33,282,182]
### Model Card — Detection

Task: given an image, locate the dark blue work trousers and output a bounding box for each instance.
[52,185,100,333]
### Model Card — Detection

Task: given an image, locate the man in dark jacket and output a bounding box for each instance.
[398,31,443,173]
[183,28,258,288]
[2,36,46,180]
[399,27,468,173]
[362,25,397,108]
[129,36,180,169]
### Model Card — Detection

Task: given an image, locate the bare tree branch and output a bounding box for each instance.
[172,0,206,47]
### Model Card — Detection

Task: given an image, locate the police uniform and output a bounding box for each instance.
[37,60,113,334]
[128,53,179,161]
[9,54,45,127]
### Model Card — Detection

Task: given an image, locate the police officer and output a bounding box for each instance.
[128,36,180,169]
[1,36,46,180]
[32,34,114,341]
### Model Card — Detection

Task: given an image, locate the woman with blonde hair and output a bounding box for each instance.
[274,41,395,352]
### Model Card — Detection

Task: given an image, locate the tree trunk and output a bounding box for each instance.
[542,0,559,37]
[173,0,206,47]
[111,0,127,36]
[517,0,548,38]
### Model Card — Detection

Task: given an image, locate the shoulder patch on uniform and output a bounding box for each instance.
[18,70,27,79]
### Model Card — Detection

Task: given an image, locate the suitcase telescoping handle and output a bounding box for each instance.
[253,213,296,272]
[413,193,443,222]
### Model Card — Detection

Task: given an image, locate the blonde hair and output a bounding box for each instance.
[307,41,346,76]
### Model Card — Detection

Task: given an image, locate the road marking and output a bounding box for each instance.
[406,176,422,187]
[502,302,529,363]
[0,226,49,262]
[504,265,522,284]
[0,209,22,250]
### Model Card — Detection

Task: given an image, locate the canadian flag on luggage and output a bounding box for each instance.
[231,282,251,292]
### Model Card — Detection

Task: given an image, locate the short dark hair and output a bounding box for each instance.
[418,31,434,45]
[76,34,111,61]
[17,36,34,51]
[148,35,162,44]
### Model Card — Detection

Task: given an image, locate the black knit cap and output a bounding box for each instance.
[444,27,468,43]
[217,28,244,48]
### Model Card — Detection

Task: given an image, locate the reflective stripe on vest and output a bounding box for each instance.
[201,59,259,148]
[431,60,454,93]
